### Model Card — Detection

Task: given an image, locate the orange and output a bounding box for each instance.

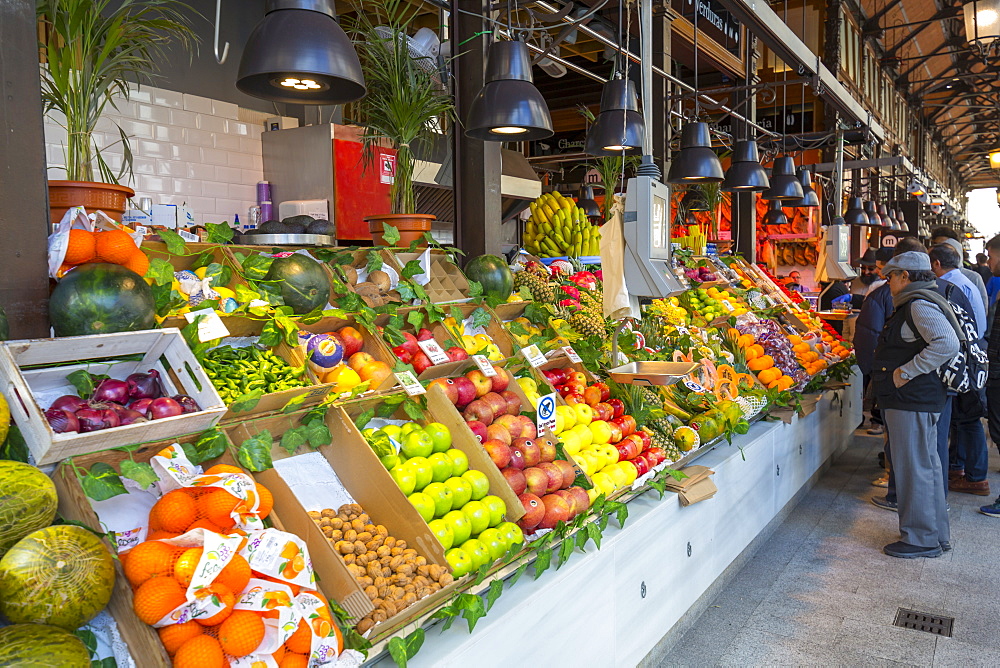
[146,530,181,541]
[747,355,774,371]
[205,464,243,475]
[158,621,203,655]
[197,488,242,529]
[133,576,187,625]
[284,619,312,654]
[173,547,204,587]
[150,489,197,534]
[64,229,96,265]
[173,635,225,668]
[124,540,182,588]
[196,583,236,626]
[279,653,309,668]
[218,610,265,657]
[122,249,149,277]
[272,644,286,663]
[214,554,251,595]
[358,360,392,388]
[256,483,273,518]
[186,518,228,534]
[748,344,765,358]
[94,229,139,264]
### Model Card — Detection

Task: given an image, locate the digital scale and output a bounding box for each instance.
[823,223,857,280]
[621,175,687,298]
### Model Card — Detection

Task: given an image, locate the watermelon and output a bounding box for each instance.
[0,624,90,667]
[49,263,155,337]
[264,254,331,314]
[0,461,58,559]
[0,524,115,630]
[0,304,8,340]
[464,255,514,300]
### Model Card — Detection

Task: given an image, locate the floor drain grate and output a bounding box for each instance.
[893,608,954,637]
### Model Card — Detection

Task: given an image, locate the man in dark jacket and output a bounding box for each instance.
[854,247,895,437]
[978,235,1000,517]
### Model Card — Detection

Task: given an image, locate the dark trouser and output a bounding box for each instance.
[884,409,949,547]
[949,389,989,482]
[987,381,1000,455]
[862,374,883,426]
[887,394,952,503]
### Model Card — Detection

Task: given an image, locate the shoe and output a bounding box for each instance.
[949,478,991,496]
[871,475,889,488]
[940,541,952,552]
[979,500,1000,517]
[884,541,943,558]
[867,425,884,436]
[871,495,898,512]
[948,469,966,481]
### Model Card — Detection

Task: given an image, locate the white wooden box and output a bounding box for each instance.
[0,328,226,464]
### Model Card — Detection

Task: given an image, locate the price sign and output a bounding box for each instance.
[178,229,199,242]
[536,393,557,435]
[394,371,425,396]
[562,346,582,363]
[721,300,735,313]
[520,344,547,368]
[417,339,450,365]
[184,308,230,342]
[682,379,707,393]
[472,355,497,377]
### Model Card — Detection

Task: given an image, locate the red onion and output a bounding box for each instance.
[76,407,120,432]
[172,395,201,414]
[147,397,183,420]
[129,398,153,414]
[92,379,129,405]
[126,370,163,401]
[116,408,148,426]
[44,408,79,433]
[50,395,88,413]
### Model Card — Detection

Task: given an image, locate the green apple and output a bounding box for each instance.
[427,519,454,551]
[477,528,507,561]
[380,453,400,470]
[445,547,473,578]
[362,427,378,440]
[427,452,454,483]
[481,494,506,527]
[442,510,472,545]
[443,477,473,508]
[462,469,490,501]
[401,430,434,459]
[424,422,452,453]
[422,482,454,518]
[445,449,469,476]
[389,464,416,495]
[405,456,433,491]
[381,424,403,441]
[462,500,490,535]
[496,521,524,551]
[460,538,491,570]
[408,492,435,522]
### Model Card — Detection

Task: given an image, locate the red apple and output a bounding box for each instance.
[646,446,666,465]
[335,327,364,358]
[615,439,640,462]
[517,493,545,531]
[553,490,579,517]
[562,393,586,405]
[401,332,420,356]
[632,454,651,477]
[493,414,522,439]
[411,351,433,374]
[465,370,493,398]
[463,399,494,425]
[466,420,488,443]
[607,398,626,419]
[583,385,602,407]
[538,494,572,529]
[536,437,557,463]
[512,438,540,467]
[452,377,477,407]
[392,345,413,364]
[482,392,509,418]
[568,371,587,385]
[612,415,637,438]
[607,421,623,444]
[624,434,645,457]
[558,385,577,398]
[516,415,537,440]
[486,423,512,445]
[447,347,470,362]
[417,328,435,341]
[428,378,459,404]
[566,486,591,515]
[508,446,526,470]
[592,402,614,422]
[554,459,576,488]
[523,467,549,497]
[502,467,526,495]
[635,429,652,449]
[490,366,510,392]
[499,390,522,416]
[593,382,610,402]
[483,439,512,468]
[537,462,563,494]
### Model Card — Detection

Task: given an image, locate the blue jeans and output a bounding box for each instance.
[949,391,989,482]
[887,395,951,504]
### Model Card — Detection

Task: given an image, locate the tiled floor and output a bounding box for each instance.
[659,427,1000,667]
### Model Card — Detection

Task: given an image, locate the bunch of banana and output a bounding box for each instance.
[524,191,601,258]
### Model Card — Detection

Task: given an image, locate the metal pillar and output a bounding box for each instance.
[451,0,503,259]
[652,8,674,171]
[0,0,51,337]
[732,38,759,261]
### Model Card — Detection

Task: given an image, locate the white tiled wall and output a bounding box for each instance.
[43,84,269,226]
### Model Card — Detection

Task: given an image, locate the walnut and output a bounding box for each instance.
[390,547,404,557]
[403,583,416,593]
[395,540,407,550]
[355,553,370,567]
[364,585,378,601]
[356,618,374,634]
[402,592,417,606]
[412,575,429,588]
[358,575,374,588]
[347,564,365,578]
[438,573,454,587]
[376,545,391,558]
[373,576,388,588]
[338,504,354,515]
[429,582,441,592]
[329,518,344,530]
[428,565,446,581]
[389,555,404,571]
[354,540,367,554]
[351,518,366,532]
[357,532,373,544]
[366,561,383,579]
[382,600,398,617]
[372,610,387,623]
[384,536,396,549]
[330,529,342,542]
[380,555,393,567]
[307,510,321,520]
[320,525,333,537]
[377,585,390,599]
[414,556,427,567]
[372,597,384,608]
[375,525,389,537]
[416,565,430,578]
[392,573,410,587]
[335,540,354,555]
[343,529,357,543]
[321,508,337,518]
[397,564,414,578]
[348,503,364,515]
[416,586,432,599]
[342,553,356,566]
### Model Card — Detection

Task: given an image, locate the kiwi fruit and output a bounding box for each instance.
[369,270,392,292]
[307,218,336,236]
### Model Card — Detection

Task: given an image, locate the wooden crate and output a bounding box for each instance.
[392,249,469,303]
[0,329,225,465]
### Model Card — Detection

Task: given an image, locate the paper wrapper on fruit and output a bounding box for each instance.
[47,207,138,278]
[232,578,299,658]
[241,528,316,590]
[600,195,637,319]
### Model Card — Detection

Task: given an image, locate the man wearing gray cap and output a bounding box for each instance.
[873,251,960,558]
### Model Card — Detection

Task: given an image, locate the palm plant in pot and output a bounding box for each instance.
[38,0,196,226]
[348,0,454,246]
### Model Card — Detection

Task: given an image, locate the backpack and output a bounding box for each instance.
[907,285,988,393]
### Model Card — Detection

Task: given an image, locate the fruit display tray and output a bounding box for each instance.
[234,233,336,246]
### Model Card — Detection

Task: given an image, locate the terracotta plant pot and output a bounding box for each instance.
[365,213,435,247]
[48,180,135,227]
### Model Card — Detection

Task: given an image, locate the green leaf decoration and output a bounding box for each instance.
[145,257,174,286]
[183,429,228,465]
[280,426,308,455]
[485,578,504,612]
[587,522,603,549]
[0,425,29,463]
[425,303,446,324]
[523,302,549,326]
[397,281,418,302]
[259,320,283,347]
[402,398,424,422]
[304,421,332,448]
[412,282,429,302]
[387,637,408,668]
[79,462,127,501]
[458,593,486,633]
[448,305,464,325]
[119,460,159,490]
[466,279,483,300]
[575,528,589,552]
[401,260,424,279]
[406,309,425,331]
[242,253,274,280]
[236,284,263,305]
[557,535,575,568]
[355,408,375,430]
[238,430,274,472]
[203,262,233,289]
[533,547,552,579]
[509,562,529,587]
[230,389,264,413]
[281,393,309,414]
[66,369,97,399]
[74,628,98,653]
[206,222,235,244]
[471,307,492,329]
[157,228,186,255]
[366,249,384,273]
[382,223,401,246]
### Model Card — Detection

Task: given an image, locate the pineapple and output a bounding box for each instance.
[569,311,605,338]
[513,271,555,303]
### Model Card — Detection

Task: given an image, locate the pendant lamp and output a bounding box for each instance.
[762,200,788,226]
[864,201,883,227]
[844,197,868,226]
[790,168,820,207]
[466,41,553,141]
[681,190,710,212]
[761,157,804,201]
[896,208,908,231]
[584,79,644,155]
[722,140,770,192]
[667,122,724,183]
[237,0,366,105]
[577,185,602,219]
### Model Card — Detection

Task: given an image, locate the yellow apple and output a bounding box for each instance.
[573,403,594,426]
[587,487,601,505]
[589,420,613,445]
[558,430,582,456]
[572,423,593,447]
[517,377,538,394]
[592,472,617,496]
[618,461,638,485]
[604,464,629,489]
[557,405,577,430]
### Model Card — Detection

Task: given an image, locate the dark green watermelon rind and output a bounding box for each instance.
[265,256,331,315]
[465,255,514,300]
[48,263,155,337]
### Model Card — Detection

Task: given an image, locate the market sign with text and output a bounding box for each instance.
[672,0,741,55]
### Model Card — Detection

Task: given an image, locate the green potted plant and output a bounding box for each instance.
[38,0,196,226]
[348,0,454,246]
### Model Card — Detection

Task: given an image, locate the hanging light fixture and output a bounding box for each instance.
[722,140,770,191]
[466,40,553,140]
[864,200,883,227]
[989,148,1000,169]
[896,208,908,231]
[584,78,644,155]
[681,189,710,212]
[762,200,788,226]
[844,197,868,226]
[237,0,366,104]
[577,185,602,219]
[789,168,819,207]
[762,157,804,201]
[964,0,1000,51]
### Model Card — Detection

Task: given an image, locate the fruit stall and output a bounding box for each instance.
[0,214,859,668]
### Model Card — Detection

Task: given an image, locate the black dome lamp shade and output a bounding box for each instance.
[762,200,788,226]
[790,168,820,207]
[681,189,710,212]
[761,156,804,201]
[722,140,770,192]
[864,200,883,227]
[584,78,644,155]
[236,0,366,105]
[667,122,724,183]
[466,41,553,141]
[577,185,602,218]
[843,197,867,226]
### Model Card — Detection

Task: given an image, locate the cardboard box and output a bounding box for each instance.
[392,249,469,303]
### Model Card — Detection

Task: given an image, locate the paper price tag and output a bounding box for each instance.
[472,355,497,376]
[562,346,582,363]
[184,307,230,342]
[520,344,547,368]
[721,300,735,313]
[394,370,425,396]
[417,339,450,365]
[535,393,558,439]
[178,229,199,242]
